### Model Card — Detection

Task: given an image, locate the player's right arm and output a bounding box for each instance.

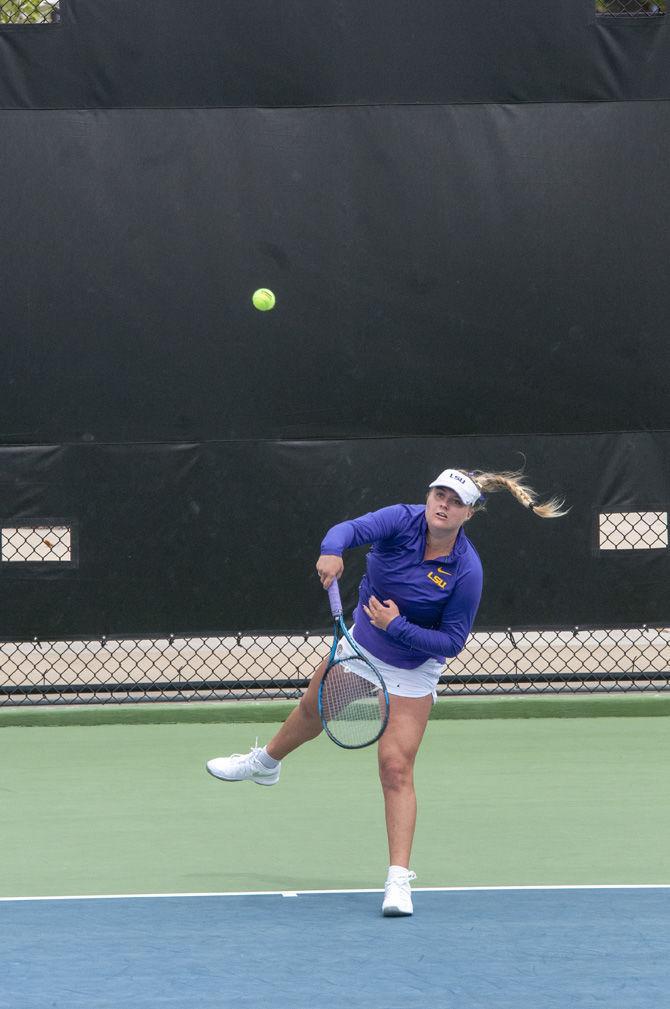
[316,505,410,588]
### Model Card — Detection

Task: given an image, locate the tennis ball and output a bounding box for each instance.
[252,288,276,311]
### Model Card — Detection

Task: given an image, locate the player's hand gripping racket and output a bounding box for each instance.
[318,580,390,749]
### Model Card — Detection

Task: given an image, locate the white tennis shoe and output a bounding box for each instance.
[382,870,417,916]
[206,747,281,786]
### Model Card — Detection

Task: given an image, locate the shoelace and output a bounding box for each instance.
[229,743,263,764]
[386,871,417,888]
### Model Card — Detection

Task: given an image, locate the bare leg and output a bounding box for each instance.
[377,693,433,868]
[265,658,327,760]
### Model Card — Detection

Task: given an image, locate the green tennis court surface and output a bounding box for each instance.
[1,695,668,898]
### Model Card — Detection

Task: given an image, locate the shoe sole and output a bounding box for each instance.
[382,905,413,917]
[205,764,279,786]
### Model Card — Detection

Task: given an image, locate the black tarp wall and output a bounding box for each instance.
[0,0,668,636]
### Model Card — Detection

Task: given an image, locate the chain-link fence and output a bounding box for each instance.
[1,626,668,705]
[599,511,668,550]
[1,525,72,563]
[0,0,59,23]
[596,0,666,15]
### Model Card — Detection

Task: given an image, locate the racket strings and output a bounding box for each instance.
[320,656,386,748]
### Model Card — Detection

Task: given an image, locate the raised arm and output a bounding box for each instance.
[316,505,410,588]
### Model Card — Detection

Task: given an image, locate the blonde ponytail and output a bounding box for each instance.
[464,469,569,519]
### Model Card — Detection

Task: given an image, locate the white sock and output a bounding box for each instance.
[257,747,280,769]
[387,864,410,880]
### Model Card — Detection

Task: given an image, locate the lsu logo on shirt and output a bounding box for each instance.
[427,567,452,590]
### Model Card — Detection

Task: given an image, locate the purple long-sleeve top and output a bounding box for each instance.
[320,504,483,670]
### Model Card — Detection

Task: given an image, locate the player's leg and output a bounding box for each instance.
[205,658,327,783]
[377,692,433,915]
[265,658,326,760]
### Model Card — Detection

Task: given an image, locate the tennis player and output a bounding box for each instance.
[207,468,566,915]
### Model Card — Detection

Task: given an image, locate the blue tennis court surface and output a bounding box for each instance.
[2,886,668,1009]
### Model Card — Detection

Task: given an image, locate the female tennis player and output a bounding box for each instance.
[207,467,566,916]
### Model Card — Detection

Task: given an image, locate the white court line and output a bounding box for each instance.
[1,883,669,903]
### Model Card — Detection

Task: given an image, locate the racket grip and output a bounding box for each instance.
[326,579,343,617]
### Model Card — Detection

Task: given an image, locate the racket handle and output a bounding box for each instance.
[326,579,343,617]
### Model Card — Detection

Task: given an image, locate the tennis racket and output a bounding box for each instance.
[318,579,390,749]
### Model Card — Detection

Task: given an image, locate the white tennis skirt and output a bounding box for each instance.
[336,626,444,701]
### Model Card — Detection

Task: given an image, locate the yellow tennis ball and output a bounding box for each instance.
[252,288,276,311]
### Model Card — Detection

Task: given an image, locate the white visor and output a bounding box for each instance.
[428,469,481,506]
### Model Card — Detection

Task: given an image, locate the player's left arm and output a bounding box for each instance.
[376,565,483,658]
[363,596,401,628]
